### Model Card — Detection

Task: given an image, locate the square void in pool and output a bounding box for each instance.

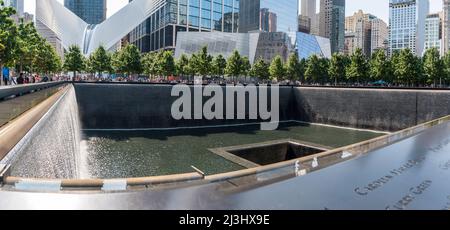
[209,140,330,168]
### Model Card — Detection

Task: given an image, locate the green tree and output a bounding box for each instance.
[160,50,176,77]
[443,52,450,85]
[63,45,85,80]
[249,58,270,82]
[186,53,199,79]
[33,42,62,75]
[225,50,242,81]
[369,49,391,82]
[194,46,213,77]
[269,55,285,81]
[112,44,142,77]
[176,53,190,78]
[423,48,444,87]
[285,53,303,82]
[414,55,426,86]
[88,45,112,77]
[392,48,417,85]
[0,2,17,84]
[241,56,251,78]
[328,53,347,85]
[346,48,369,83]
[211,54,227,78]
[15,21,41,73]
[305,55,322,84]
[320,58,330,84]
[141,51,158,78]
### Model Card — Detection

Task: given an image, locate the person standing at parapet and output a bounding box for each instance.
[2,67,9,86]
[17,73,24,85]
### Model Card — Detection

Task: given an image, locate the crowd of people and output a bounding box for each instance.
[1,73,52,86]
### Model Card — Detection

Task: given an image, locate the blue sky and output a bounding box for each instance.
[25,0,442,22]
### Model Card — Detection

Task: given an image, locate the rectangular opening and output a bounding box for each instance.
[210,140,329,168]
[229,142,326,166]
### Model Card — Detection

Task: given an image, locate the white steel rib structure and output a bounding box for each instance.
[36,0,164,55]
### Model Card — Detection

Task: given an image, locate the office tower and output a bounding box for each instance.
[345,10,387,57]
[443,0,450,54]
[344,32,356,55]
[299,15,312,33]
[299,0,317,34]
[3,0,24,16]
[260,8,277,32]
[370,18,388,55]
[64,0,107,24]
[320,0,345,53]
[389,0,429,56]
[130,0,298,54]
[239,0,298,39]
[424,13,443,55]
[129,0,240,53]
[311,13,320,35]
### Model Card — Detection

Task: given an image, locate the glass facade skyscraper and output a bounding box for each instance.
[129,0,240,52]
[320,0,345,54]
[424,13,442,56]
[239,0,298,44]
[389,0,429,56]
[129,0,298,53]
[64,0,107,24]
[296,32,331,59]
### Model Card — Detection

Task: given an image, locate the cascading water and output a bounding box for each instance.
[6,85,85,179]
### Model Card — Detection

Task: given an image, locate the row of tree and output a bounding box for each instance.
[0,2,62,82]
[324,48,449,86]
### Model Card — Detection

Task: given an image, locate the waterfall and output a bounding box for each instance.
[7,85,84,179]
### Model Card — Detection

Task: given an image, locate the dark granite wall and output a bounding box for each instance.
[74,84,295,129]
[74,84,450,131]
[292,88,450,131]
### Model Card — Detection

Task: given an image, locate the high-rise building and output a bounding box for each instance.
[311,13,320,35]
[129,0,298,53]
[260,8,277,32]
[239,0,298,36]
[319,0,345,53]
[129,0,240,53]
[345,10,387,57]
[424,12,443,55]
[443,0,450,54]
[345,10,374,56]
[344,32,356,55]
[298,15,311,33]
[299,0,317,34]
[64,0,107,24]
[301,0,316,17]
[370,18,388,54]
[389,0,429,56]
[3,0,24,16]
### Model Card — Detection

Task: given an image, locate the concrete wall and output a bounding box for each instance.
[74,84,450,131]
